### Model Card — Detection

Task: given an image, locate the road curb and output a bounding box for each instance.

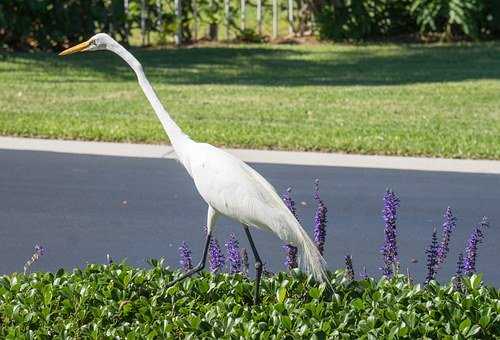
[1,136,499,175]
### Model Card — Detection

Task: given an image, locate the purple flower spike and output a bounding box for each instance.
[360,266,368,280]
[380,189,400,277]
[283,187,298,219]
[24,244,46,274]
[436,207,456,266]
[283,187,299,269]
[345,254,354,281]
[283,244,298,270]
[209,237,225,273]
[35,244,45,257]
[425,228,439,284]
[225,233,242,274]
[463,217,489,276]
[453,253,464,291]
[178,241,193,272]
[313,179,328,255]
[241,248,249,276]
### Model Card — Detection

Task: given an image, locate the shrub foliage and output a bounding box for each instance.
[0,261,498,338]
[1,0,499,50]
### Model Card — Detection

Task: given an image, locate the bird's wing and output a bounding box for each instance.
[187,143,328,282]
[188,143,284,230]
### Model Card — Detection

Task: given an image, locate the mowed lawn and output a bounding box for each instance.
[1,42,499,159]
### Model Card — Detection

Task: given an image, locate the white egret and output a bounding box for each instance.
[59,33,328,304]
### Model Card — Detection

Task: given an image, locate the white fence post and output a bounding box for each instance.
[157,0,163,34]
[124,0,130,44]
[140,0,147,46]
[288,0,294,35]
[257,0,262,35]
[241,0,246,31]
[225,0,231,40]
[193,0,199,40]
[175,0,182,45]
[272,0,279,39]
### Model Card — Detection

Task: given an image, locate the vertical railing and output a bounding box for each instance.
[123,0,130,44]
[140,0,147,46]
[175,0,182,45]
[240,0,246,31]
[257,0,263,36]
[193,0,199,41]
[272,0,278,39]
[157,0,163,34]
[224,0,230,40]
[124,0,314,45]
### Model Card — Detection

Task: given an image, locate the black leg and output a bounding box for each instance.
[166,232,211,288]
[243,225,263,305]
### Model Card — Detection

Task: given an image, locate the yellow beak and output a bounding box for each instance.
[59,40,91,56]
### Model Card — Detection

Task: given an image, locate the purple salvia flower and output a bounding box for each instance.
[263,267,275,277]
[209,237,225,273]
[178,241,193,272]
[380,189,400,277]
[463,217,489,276]
[313,179,328,255]
[24,244,45,274]
[360,266,368,280]
[406,268,414,285]
[35,244,45,256]
[345,254,354,281]
[283,187,298,218]
[283,187,298,269]
[225,233,242,274]
[453,253,464,291]
[436,207,456,266]
[425,228,439,284]
[241,248,249,276]
[283,244,298,270]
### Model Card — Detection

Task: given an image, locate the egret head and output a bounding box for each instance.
[59,33,115,56]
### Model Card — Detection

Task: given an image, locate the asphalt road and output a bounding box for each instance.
[1,149,498,285]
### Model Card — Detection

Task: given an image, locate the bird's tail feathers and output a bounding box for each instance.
[277,211,330,284]
[296,228,330,284]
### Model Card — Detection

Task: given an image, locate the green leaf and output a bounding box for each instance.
[309,287,321,299]
[352,298,364,311]
[398,325,408,337]
[281,315,292,330]
[466,325,481,337]
[479,314,490,328]
[277,287,287,304]
[459,319,471,334]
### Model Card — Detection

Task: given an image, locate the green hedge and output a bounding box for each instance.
[1,0,500,50]
[0,262,499,338]
[0,1,109,51]
[313,0,500,41]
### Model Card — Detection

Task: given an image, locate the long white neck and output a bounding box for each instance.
[108,42,192,159]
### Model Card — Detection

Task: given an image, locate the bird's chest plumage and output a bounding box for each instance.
[186,145,265,223]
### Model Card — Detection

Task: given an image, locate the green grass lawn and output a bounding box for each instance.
[1,42,499,159]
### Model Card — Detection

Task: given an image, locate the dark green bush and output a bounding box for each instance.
[0,262,498,338]
[312,0,498,41]
[1,0,499,50]
[0,0,109,51]
[411,0,485,39]
[314,0,416,41]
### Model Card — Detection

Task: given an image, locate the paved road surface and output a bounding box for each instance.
[1,149,498,285]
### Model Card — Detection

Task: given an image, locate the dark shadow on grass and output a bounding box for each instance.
[6,43,500,86]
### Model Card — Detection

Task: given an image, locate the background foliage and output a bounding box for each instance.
[1,0,500,51]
